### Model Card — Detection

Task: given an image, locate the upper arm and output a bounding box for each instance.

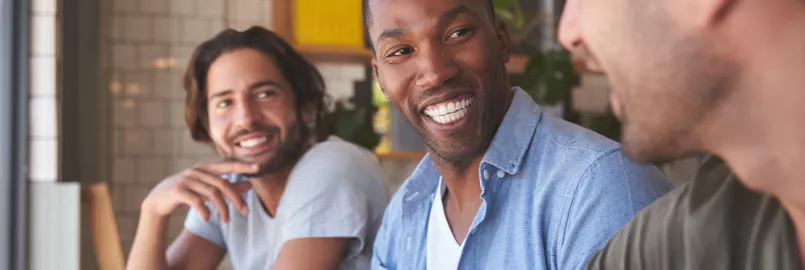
[558,150,672,269]
[273,238,351,270]
[165,230,226,270]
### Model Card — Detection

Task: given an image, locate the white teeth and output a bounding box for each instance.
[239,137,267,148]
[424,97,475,124]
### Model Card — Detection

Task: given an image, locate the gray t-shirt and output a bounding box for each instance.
[184,136,390,270]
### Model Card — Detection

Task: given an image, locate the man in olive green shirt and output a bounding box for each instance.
[557,0,805,269]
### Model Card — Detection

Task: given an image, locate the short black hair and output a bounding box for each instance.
[363,0,495,35]
[182,26,327,143]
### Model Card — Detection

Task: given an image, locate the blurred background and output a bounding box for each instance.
[0,0,703,269]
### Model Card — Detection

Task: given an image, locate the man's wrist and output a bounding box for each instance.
[140,199,170,222]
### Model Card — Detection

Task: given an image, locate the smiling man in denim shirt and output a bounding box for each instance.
[365,0,672,269]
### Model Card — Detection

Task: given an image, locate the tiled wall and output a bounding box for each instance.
[101,0,375,264]
[29,0,60,182]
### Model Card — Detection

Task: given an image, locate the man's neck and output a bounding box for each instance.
[432,154,485,213]
[705,25,805,263]
[249,141,313,217]
[250,166,293,217]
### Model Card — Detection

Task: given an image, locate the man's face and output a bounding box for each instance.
[558,0,736,163]
[206,48,307,175]
[368,0,513,165]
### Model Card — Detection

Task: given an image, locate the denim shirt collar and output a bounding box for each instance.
[395,88,542,268]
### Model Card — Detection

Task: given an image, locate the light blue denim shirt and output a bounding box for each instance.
[371,88,672,270]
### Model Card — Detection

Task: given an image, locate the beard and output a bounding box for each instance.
[219,114,308,177]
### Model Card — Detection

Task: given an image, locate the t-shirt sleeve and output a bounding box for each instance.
[557,149,673,270]
[184,205,227,248]
[278,143,381,258]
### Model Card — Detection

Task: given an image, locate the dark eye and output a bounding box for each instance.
[257,90,276,99]
[216,99,232,109]
[447,28,473,40]
[387,47,414,57]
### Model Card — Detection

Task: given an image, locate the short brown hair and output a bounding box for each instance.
[182,26,327,143]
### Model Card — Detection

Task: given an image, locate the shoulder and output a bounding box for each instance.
[299,136,379,167]
[528,114,671,203]
[291,136,383,183]
[535,113,621,155]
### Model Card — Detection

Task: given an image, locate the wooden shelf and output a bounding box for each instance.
[297,45,374,64]
[376,151,427,161]
[507,54,529,74]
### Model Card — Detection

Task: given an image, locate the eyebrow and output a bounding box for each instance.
[208,80,285,100]
[374,5,476,46]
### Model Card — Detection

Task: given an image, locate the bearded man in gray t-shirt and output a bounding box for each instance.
[127,26,390,270]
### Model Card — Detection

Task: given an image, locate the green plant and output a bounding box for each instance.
[322,99,381,150]
[493,0,621,140]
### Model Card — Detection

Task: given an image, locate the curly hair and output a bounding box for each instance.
[182,26,328,143]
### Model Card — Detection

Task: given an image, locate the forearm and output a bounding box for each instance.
[126,207,170,270]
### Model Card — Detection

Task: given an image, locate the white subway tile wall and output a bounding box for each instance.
[29,97,59,138]
[29,0,60,183]
[139,0,168,14]
[113,157,137,183]
[32,0,57,15]
[123,15,153,42]
[29,139,59,181]
[32,15,57,58]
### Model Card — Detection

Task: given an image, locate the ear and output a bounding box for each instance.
[299,102,316,127]
[495,19,513,63]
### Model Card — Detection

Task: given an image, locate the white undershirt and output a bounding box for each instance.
[426,178,464,270]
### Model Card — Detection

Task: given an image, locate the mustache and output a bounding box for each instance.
[408,77,478,111]
[226,124,281,145]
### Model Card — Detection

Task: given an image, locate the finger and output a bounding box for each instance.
[231,181,253,194]
[183,179,231,223]
[173,187,210,222]
[189,169,250,216]
[195,161,260,176]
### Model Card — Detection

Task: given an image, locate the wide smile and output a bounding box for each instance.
[422,95,474,126]
[233,133,276,157]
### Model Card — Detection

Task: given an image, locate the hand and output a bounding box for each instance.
[142,161,259,223]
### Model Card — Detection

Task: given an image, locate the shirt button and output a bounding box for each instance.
[483,170,489,180]
[497,170,505,178]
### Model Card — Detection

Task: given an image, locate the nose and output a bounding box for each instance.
[414,44,459,90]
[558,0,583,52]
[233,99,263,130]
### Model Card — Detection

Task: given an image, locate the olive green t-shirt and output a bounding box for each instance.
[587,156,802,270]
